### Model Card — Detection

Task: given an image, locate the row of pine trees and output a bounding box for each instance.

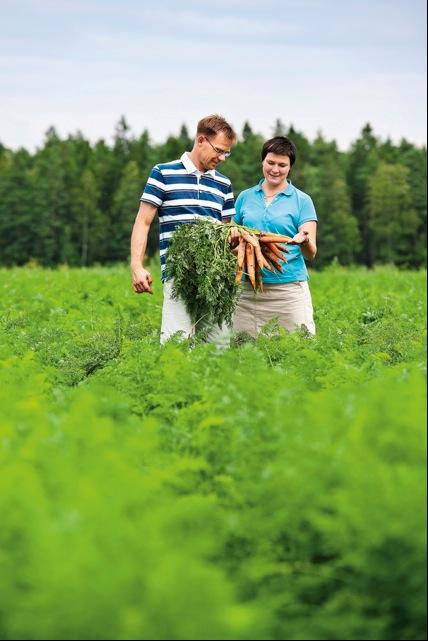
[0,118,426,268]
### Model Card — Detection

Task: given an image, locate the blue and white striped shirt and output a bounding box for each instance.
[141,152,235,280]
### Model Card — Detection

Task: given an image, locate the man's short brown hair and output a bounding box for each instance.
[196,114,237,143]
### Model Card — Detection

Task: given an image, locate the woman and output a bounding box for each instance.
[233,136,317,336]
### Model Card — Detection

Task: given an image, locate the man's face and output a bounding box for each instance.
[198,132,232,171]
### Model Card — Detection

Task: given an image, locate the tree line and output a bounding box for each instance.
[0,117,426,269]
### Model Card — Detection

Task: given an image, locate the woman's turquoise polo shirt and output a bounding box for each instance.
[233,179,318,284]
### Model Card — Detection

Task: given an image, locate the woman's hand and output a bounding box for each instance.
[228,226,241,245]
[228,226,241,254]
[293,222,317,260]
[291,230,310,245]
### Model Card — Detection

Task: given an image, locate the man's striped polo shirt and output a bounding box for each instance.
[140,152,235,281]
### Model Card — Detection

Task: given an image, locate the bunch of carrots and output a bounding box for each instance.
[231,228,293,292]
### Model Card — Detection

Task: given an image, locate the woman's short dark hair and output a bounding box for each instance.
[261,136,297,166]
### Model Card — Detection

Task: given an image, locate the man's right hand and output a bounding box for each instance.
[132,266,153,294]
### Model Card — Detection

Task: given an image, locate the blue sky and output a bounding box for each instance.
[1,0,426,151]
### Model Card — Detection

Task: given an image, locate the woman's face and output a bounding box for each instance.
[262,152,291,189]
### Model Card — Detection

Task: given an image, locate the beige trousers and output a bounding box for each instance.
[160,281,231,348]
[233,281,315,337]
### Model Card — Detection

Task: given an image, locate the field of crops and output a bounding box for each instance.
[0,265,426,640]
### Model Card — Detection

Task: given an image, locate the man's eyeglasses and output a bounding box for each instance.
[204,137,231,159]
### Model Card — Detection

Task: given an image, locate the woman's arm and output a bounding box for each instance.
[292,220,317,261]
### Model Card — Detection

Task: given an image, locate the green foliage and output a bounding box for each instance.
[72,168,106,266]
[166,219,240,327]
[367,163,419,265]
[0,150,34,264]
[0,120,426,268]
[0,265,426,639]
[108,160,143,262]
[222,125,265,194]
[303,136,360,266]
[347,123,381,266]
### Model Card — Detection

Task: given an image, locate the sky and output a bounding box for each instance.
[0,0,426,151]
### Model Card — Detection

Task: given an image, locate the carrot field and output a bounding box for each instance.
[0,265,426,640]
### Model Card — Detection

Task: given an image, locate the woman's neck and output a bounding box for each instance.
[263,179,287,196]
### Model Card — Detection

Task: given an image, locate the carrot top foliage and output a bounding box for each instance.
[166,219,294,327]
[0,265,426,641]
[166,219,240,327]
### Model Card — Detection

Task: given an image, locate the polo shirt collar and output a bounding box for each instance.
[181,152,216,177]
[256,178,294,196]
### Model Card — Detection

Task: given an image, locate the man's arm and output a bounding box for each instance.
[221,180,235,224]
[130,201,158,294]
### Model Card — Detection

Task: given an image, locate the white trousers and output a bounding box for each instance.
[160,281,231,348]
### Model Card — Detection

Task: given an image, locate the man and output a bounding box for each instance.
[130,114,237,344]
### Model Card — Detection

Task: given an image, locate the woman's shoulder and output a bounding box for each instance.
[290,184,317,219]
[290,183,313,202]
[290,185,315,212]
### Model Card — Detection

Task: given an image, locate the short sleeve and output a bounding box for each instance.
[298,195,318,226]
[140,165,166,207]
[233,191,245,225]
[222,184,235,222]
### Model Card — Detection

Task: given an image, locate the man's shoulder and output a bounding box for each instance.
[210,169,233,189]
[154,159,185,173]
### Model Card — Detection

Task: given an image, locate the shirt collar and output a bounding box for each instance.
[256,178,294,196]
[181,152,216,177]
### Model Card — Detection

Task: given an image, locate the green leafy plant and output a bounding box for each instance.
[166,219,240,327]
[0,265,426,641]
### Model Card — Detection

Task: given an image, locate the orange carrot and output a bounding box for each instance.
[254,240,271,270]
[246,242,256,290]
[276,243,290,253]
[240,229,260,248]
[255,263,264,293]
[266,242,288,262]
[261,246,284,272]
[259,233,293,243]
[237,237,246,268]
